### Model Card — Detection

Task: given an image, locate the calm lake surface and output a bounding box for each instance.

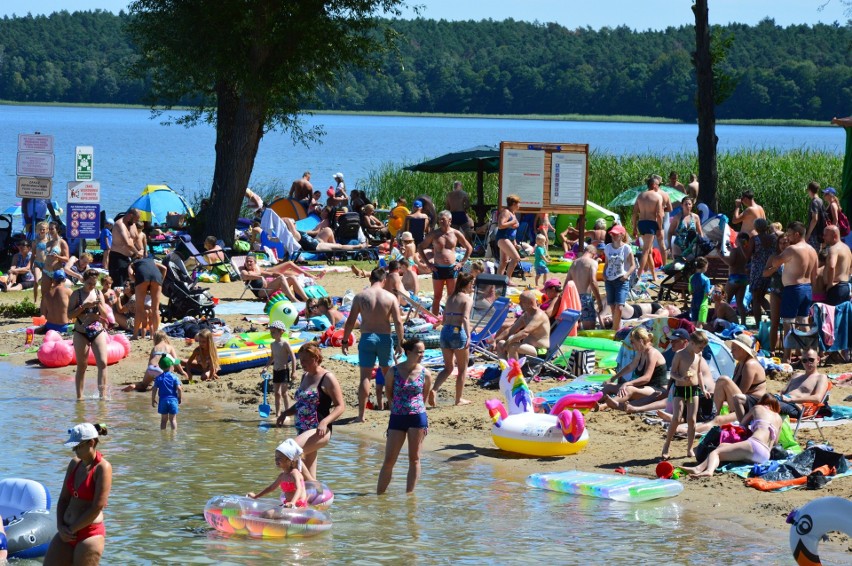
[1,364,847,565]
[0,105,844,221]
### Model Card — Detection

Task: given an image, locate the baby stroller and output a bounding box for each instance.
[160,252,217,321]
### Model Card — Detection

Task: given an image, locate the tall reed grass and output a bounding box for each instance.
[362,149,843,230]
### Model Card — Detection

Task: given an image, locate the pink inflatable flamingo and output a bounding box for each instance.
[37,330,131,368]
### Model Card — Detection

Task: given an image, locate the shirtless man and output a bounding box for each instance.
[564,245,603,330]
[769,221,818,363]
[720,232,750,325]
[632,175,665,280]
[822,225,852,306]
[279,216,368,254]
[495,291,550,360]
[342,268,404,422]
[41,270,72,334]
[109,208,141,288]
[383,260,405,298]
[686,174,699,201]
[289,171,313,208]
[775,348,830,418]
[666,171,685,193]
[445,181,471,236]
[399,260,419,296]
[417,210,473,316]
[731,189,766,235]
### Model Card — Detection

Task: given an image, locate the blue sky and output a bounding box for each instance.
[3,0,849,30]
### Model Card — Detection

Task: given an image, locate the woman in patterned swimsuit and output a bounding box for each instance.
[277,342,345,480]
[377,338,433,494]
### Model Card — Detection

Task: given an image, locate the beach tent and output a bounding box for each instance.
[268,197,309,220]
[129,184,194,224]
[554,201,620,236]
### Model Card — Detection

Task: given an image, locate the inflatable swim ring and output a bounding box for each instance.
[280,481,334,511]
[37,330,131,368]
[787,496,852,566]
[204,495,331,538]
[0,478,56,559]
[547,260,572,273]
[527,470,683,502]
[484,359,590,457]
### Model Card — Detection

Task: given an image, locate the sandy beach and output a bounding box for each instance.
[1,270,850,546]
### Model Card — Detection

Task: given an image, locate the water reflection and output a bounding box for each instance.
[1,363,845,564]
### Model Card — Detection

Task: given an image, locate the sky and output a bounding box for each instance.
[3,0,849,30]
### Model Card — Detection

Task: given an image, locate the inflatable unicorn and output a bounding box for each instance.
[484,358,591,456]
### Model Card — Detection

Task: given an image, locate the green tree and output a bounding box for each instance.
[126,0,407,245]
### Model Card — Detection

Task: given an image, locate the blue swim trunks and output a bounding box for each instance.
[534,264,549,275]
[439,324,468,350]
[158,397,179,415]
[638,220,659,236]
[780,283,812,320]
[358,332,393,368]
[44,321,71,333]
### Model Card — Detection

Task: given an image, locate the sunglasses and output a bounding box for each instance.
[802,357,817,363]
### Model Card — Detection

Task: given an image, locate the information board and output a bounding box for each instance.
[16,177,53,199]
[67,204,101,239]
[16,152,55,177]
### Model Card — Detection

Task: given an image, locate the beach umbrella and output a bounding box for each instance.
[607,185,688,209]
[129,184,194,224]
[404,145,500,224]
[2,203,22,216]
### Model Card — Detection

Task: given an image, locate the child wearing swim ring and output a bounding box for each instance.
[247,439,311,510]
[152,355,183,431]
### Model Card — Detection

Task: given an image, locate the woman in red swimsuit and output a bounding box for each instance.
[44,423,112,566]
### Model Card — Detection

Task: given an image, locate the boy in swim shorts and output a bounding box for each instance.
[263,321,297,421]
[152,355,182,430]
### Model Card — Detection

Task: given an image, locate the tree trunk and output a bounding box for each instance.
[204,81,265,247]
[693,0,718,212]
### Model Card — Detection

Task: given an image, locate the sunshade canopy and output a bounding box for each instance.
[129,184,194,224]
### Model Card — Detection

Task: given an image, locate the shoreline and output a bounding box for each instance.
[0,271,849,554]
[0,100,832,128]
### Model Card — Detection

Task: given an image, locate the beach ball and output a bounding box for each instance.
[269,301,297,328]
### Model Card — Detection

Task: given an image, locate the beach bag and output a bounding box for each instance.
[568,349,595,376]
[838,209,850,237]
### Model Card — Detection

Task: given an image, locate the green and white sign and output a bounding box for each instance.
[75,145,93,181]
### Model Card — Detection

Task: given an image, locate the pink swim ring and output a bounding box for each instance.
[37,330,131,368]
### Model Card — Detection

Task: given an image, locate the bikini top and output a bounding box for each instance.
[75,288,102,324]
[733,362,766,395]
[35,241,47,251]
[749,419,778,443]
[66,451,104,501]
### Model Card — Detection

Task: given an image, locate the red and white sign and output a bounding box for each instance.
[16,152,55,177]
[67,181,101,203]
[18,133,54,153]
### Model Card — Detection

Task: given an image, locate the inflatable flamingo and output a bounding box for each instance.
[37,330,131,368]
[484,358,590,456]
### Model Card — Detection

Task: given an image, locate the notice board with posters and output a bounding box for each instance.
[498,141,589,215]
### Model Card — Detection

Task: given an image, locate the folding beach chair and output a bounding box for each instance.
[522,309,582,378]
[176,235,239,280]
[469,297,512,350]
[792,382,833,442]
[233,255,271,301]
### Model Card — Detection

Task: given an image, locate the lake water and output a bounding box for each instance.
[2,363,846,565]
[0,105,845,223]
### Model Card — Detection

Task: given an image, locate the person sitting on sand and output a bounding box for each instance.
[186,329,220,381]
[122,331,186,392]
[713,334,767,421]
[399,259,419,297]
[65,253,94,284]
[312,297,345,329]
[682,394,782,477]
[601,326,668,410]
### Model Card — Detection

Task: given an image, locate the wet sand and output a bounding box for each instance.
[1,270,850,543]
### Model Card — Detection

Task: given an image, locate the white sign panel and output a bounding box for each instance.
[551,152,587,207]
[67,181,101,203]
[16,177,53,199]
[16,152,55,177]
[502,149,545,208]
[18,133,54,153]
[75,146,94,181]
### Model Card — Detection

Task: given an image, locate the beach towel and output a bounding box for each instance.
[260,208,300,256]
[825,300,852,351]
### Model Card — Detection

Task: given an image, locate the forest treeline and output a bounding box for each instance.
[1,10,850,120]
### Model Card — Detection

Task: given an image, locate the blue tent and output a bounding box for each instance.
[128,184,194,225]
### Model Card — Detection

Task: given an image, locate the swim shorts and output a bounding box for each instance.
[158,398,179,415]
[273,368,292,385]
[691,298,709,324]
[299,232,319,252]
[358,332,393,368]
[534,264,549,275]
[825,281,851,306]
[439,325,467,350]
[728,273,748,286]
[780,283,812,320]
[673,385,700,399]
[579,293,596,323]
[638,219,659,236]
[432,264,457,281]
[388,412,428,432]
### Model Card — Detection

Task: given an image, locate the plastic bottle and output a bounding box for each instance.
[720,402,730,416]
[25,327,34,346]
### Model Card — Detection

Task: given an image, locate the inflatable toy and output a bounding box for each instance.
[484,359,589,456]
[264,292,298,328]
[549,391,604,413]
[527,470,683,503]
[218,346,271,375]
[37,330,131,368]
[204,495,331,538]
[320,328,354,348]
[547,259,572,273]
[577,329,616,339]
[0,478,56,559]
[280,481,334,511]
[787,496,852,566]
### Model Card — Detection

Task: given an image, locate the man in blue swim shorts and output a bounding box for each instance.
[342,268,405,422]
[632,174,667,281]
[39,270,72,335]
[767,221,818,363]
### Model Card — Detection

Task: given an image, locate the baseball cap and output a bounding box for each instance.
[823,187,837,196]
[413,199,424,209]
[541,278,562,291]
[64,423,99,448]
[669,329,689,341]
[158,355,181,371]
[53,270,67,282]
[609,224,626,236]
[400,231,414,242]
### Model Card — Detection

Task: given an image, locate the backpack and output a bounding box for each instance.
[838,209,851,237]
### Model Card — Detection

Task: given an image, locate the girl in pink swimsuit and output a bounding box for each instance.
[682,394,782,477]
[247,439,312,508]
